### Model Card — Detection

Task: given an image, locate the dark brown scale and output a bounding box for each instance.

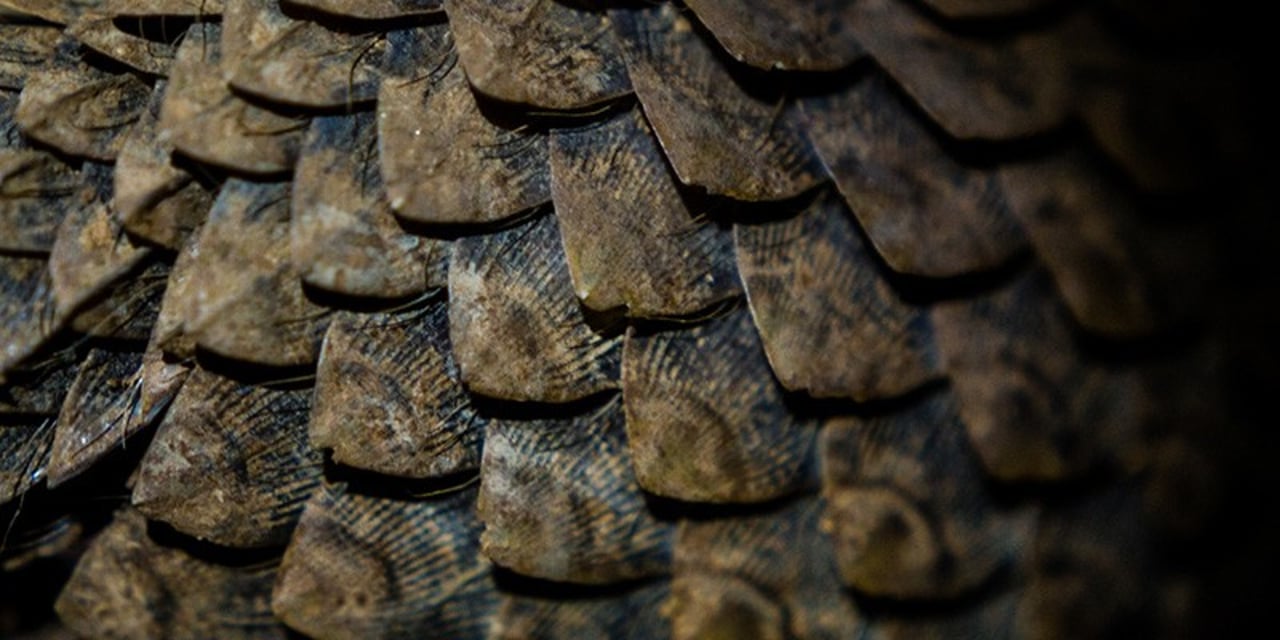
[159,22,306,176]
[0,150,81,253]
[150,230,200,360]
[847,0,1071,140]
[919,0,1057,19]
[1000,147,1210,337]
[868,592,1020,640]
[610,3,826,201]
[449,212,621,403]
[131,365,321,547]
[378,29,551,225]
[930,270,1148,481]
[311,300,485,479]
[272,480,497,640]
[0,0,104,25]
[800,69,1028,277]
[14,36,151,161]
[682,0,863,71]
[820,391,1035,599]
[670,497,861,640]
[446,0,631,110]
[549,105,741,317]
[478,395,673,583]
[44,347,144,486]
[292,111,448,299]
[734,188,940,400]
[491,580,670,640]
[179,179,329,367]
[622,306,817,503]
[54,508,288,640]
[112,79,212,250]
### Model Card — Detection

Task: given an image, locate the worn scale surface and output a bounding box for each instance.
[0,0,1267,638]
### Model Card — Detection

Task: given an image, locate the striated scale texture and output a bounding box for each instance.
[54,508,287,640]
[611,2,826,201]
[131,366,321,548]
[378,28,551,226]
[682,0,863,71]
[550,106,741,317]
[292,112,447,298]
[801,69,1027,277]
[735,189,939,400]
[179,179,330,367]
[272,480,496,640]
[820,391,1035,599]
[449,213,620,403]
[0,0,1261,637]
[311,300,485,479]
[446,0,631,110]
[478,396,673,584]
[670,497,861,640]
[931,270,1148,481]
[623,306,817,503]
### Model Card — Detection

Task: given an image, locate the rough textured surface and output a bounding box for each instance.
[0,1,1262,638]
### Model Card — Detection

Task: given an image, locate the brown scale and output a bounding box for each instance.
[478,395,673,583]
[0,254,58,376]
[113,79,212,250]
[14,36,151,162]
[820,391,1035,600]
[54,507,288,640]
[491,580,670,640]
[549,105,741,317]
[178,179,329,367]
[0,150,81,253]
[1001,147,1211,337]
[131,365,321,547]
[66,12,177,77]
[931,270,1148,482]
[226,5,386,110]
[0,416,53,504]
[0,24,59,90]
[622,306,818,503]
[159,22,306,176]
[0,0,101,25]
[292,111,448,299]
[272,480,497,640]
[669,497,861,640]
[286,0,441,21]
[919,0,1057,19]
[150,230,200,359]
[800,69,1028,277]
[44,347,143,486]
[734,188,940,400]
[610,3,826,201]
[378,26,551,225]
[46,176,158,338]
[99,0,225,16]
[446,0,631,110]
[848,0,1072,140]
[682,0,863,71]
[449,212,620,403]
[311,300,485,479]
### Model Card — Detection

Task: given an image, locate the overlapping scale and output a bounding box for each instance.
[0,0,1253,637]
